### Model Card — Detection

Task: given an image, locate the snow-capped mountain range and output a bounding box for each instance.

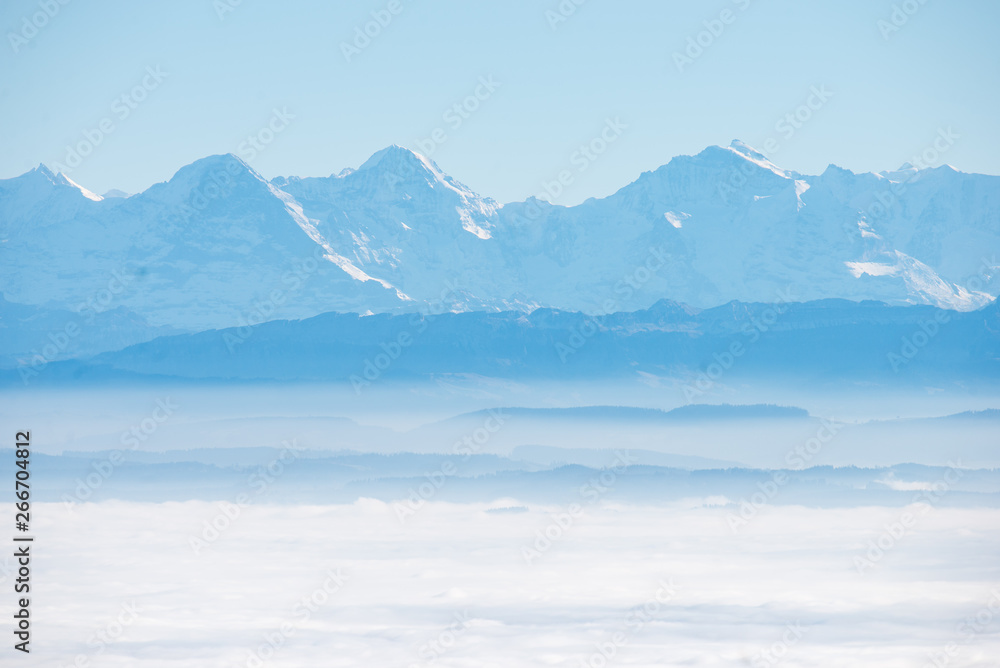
[2,141,997,331]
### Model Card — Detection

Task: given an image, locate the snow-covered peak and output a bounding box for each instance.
[728,140,770,164]
[33,163,57,180]
[15,163,79,188]
[52,172,103,201]
[655,142,793,183]
[725,140,793,178]
[821,163,854,177]
[175,152,262,181]
[2,143,998,330]
[614,142,794,210]
[3,163,61,194]
[0,163,105,209]
[879,162,920,182]
[353,144,484,201]
[140,153,272,207]
[357,144,427,172]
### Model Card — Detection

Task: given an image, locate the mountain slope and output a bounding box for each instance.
[273,146,523,311]
[0,155,409,330]
[18,297,998,386]
[1,142,997,333]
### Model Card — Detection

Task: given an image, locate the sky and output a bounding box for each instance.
[1,0,998,205]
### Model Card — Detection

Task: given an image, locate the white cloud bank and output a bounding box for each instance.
[2,501,998,667]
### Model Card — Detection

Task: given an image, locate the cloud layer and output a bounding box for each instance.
[5,500,998,667]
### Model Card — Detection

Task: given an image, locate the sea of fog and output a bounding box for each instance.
[2,380,998,665]
[1,501,997,667]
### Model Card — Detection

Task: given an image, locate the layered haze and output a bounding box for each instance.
[2,143,998,668]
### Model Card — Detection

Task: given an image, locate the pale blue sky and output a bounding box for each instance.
[1,0,997,204]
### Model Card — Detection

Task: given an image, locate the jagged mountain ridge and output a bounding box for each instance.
[1,141,997,332]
